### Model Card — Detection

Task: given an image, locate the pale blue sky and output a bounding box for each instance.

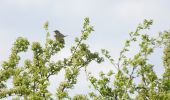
[0,0,170,98]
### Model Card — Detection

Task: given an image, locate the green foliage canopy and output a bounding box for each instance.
[0,18,170,100]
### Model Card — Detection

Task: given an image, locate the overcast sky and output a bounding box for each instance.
[0,0,170,99]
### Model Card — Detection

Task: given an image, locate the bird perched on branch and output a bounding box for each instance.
[54,30,67,39]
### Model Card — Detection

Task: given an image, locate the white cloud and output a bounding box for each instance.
[1,0,49,7]
[113,1,144,19]
[110,0,170,22]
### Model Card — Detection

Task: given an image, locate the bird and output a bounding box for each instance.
[54,30,67,39]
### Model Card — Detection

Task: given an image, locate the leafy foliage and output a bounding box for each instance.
[0,18,170,100]
[87,20,170,100]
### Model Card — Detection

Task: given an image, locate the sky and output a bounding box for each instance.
[0,0,170,99]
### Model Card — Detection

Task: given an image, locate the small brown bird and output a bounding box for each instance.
[54,30,67,38]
